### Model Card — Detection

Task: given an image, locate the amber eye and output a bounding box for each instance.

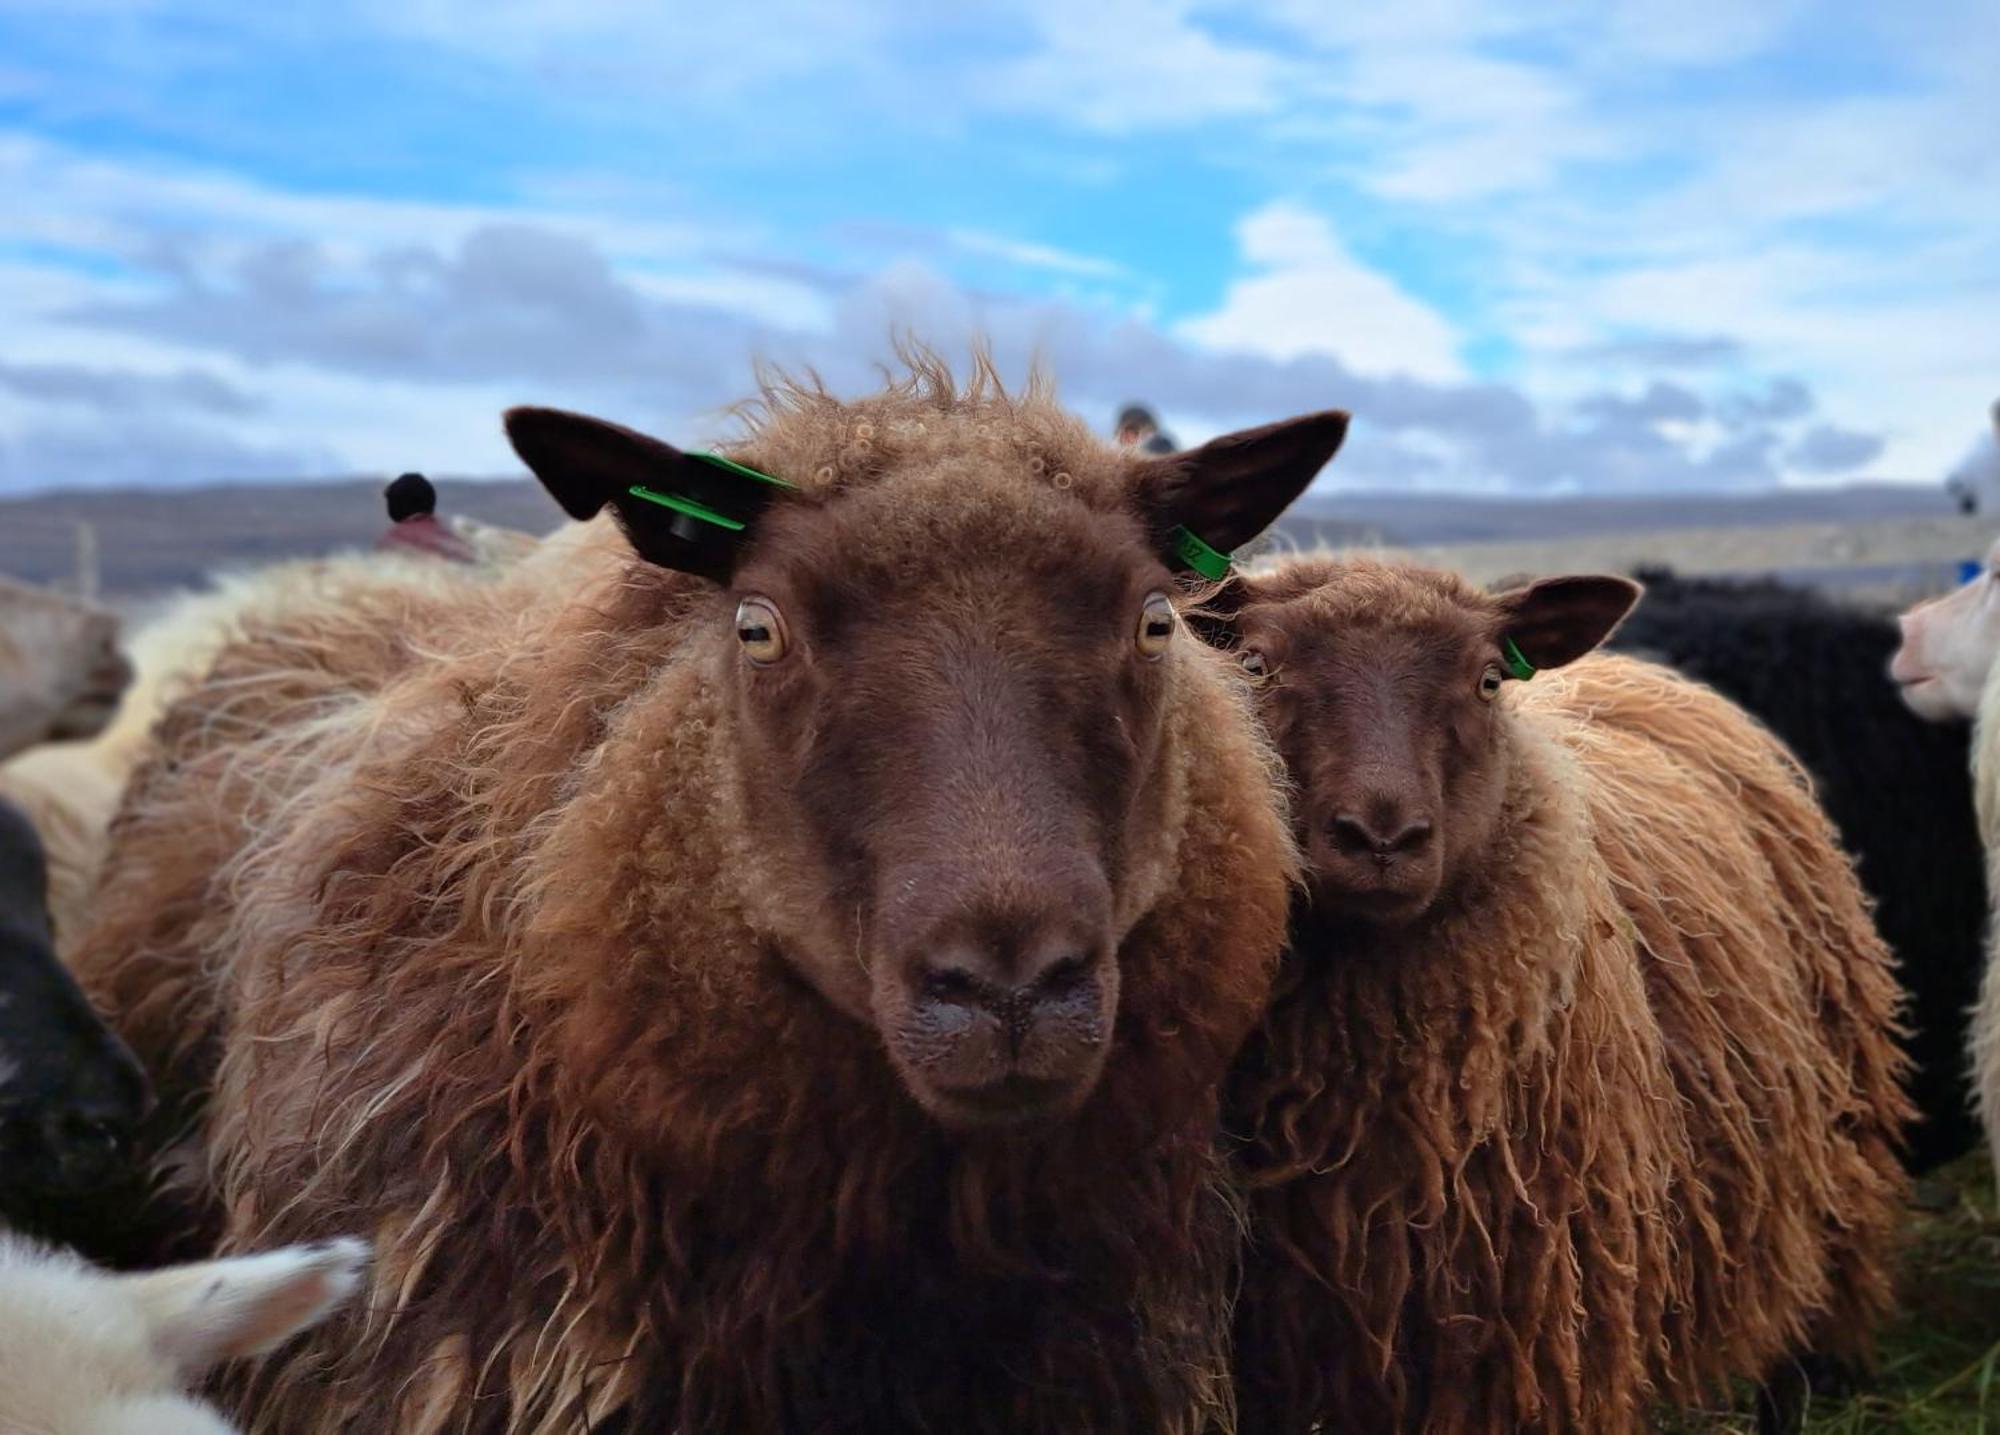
[1478,663,1504,701]
[735,597,788,664]
[1136,591,1176,658]
[1240,649,1269,678]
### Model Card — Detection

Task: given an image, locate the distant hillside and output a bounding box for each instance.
[0,477,561,599]
[0,474,1965,602]
[1280,481,1960,548]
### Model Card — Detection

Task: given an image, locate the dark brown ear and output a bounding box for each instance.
[1135,410,1350,567]
[1497,574,1644,672]
[504,407,791,582]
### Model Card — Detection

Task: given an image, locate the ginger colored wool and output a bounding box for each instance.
[68,358,1336,1434]
[1224,556,1910,1434]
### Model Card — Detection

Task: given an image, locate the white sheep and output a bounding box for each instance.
[0,1235,366,1435]
[1891,547,2000,1187]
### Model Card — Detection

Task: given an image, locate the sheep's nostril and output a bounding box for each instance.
[51,1110,125,1154]
[1330,812,1432,859]
[1034,952,1093,995]
[1330,815,1376,855]
[1389,818,1433,854]
[922,968,983,1005]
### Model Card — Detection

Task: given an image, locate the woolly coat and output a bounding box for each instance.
[1230,652,1910,1434]
[1968,657,2000,1189]
[71,386,1298,1434]
[1613,568,1985,1171]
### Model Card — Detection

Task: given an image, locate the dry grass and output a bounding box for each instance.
[1661,1149,2000,1433]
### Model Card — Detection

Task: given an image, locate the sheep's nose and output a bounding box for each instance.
[1888,622,1925,683]
[44,1039,153,1154]
[1331,811,1434,860]
[915,939,1104,1053]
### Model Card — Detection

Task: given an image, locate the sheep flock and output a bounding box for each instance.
[0,353,1994,1435]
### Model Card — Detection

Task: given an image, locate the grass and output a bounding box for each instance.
[1663,1151,2000,1433]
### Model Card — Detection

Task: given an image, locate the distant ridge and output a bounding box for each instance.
[0,477,561,599]
[0,475,1960,603]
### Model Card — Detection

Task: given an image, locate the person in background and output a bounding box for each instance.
[1115,403,1179,456]
[377,472,477,563]
[1944,398,2000,515]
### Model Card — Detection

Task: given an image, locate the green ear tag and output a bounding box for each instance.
[609,450,799,581]
[623,451,798,534]
[1500,636,1537,682]
[626,485,746,531]
[1168,525,1233,581]
[686,451,797,490]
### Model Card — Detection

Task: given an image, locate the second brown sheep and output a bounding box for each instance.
[1222,556,1910,1434]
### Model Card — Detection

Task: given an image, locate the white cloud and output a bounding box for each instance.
[0,204,1871,497]
[0,130,722,269]
[943,228,1128,281]
[4,0,1995,494]
[1177,203,1465,381]
[983,0,1286,131]
[1594,0,1809,67]
[1502,239,2000,477]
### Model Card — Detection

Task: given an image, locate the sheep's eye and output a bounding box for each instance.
[1136,591,1176,658]
[735,597,788,664]
[1478,663,1505,701]
[1240,649,1269,678]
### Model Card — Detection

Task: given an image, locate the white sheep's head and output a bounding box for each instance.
[1890,535,2000,723]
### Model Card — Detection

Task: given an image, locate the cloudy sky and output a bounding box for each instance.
[1,0,1996,496]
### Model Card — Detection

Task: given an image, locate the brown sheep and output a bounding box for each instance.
[1218,556,1910,1434]
[70,357,1348,1434]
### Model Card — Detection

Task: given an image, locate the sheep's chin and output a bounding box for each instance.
[1306,875,1439,930]
[907,1071,1099,1133]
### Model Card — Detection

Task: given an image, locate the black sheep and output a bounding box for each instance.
[0,796,159,1255]
[1612,569,1984,1173]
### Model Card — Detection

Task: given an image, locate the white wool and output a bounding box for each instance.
[0,1235,366,1435]
[1969,657,2000,1190]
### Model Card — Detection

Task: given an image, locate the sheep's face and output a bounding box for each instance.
[1229,560,1638,931]
[0,804,150,1208]
[723,483,1183,1128]
[506,401,1347,1131]
[1890,537,2000,722]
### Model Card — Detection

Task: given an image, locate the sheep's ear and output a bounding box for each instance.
[504,407,792,583]
[1496,575,1643,673]
[125,1238,368,1379]
[1134,410,1349,576]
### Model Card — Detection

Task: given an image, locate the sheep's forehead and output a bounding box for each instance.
[1245,558,1502,649]
[734,395,1123,511]
[736,409,1154,596]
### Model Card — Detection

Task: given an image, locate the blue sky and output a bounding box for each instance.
[1,0,1996,495]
